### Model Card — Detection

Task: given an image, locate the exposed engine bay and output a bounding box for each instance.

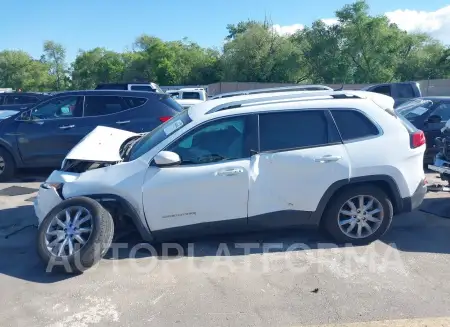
[61,134,143,173]
[61,159,116,173]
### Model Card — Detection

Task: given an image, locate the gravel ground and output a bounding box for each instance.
[0,171,449,327]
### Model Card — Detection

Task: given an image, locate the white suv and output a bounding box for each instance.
[34,90,427,273]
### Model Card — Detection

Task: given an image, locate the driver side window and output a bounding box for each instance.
[167,116,250,165]
[30,96,83,120]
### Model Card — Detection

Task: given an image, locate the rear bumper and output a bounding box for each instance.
[399,179,427,213]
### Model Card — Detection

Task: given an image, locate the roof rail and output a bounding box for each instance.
[206,90,363,114]
[210,84,333,100]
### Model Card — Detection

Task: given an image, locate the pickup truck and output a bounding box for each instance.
[361,82,422,108]
[166,88,207,109]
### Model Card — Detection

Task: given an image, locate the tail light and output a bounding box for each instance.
[159,116,172,122]
[411,130,426,148]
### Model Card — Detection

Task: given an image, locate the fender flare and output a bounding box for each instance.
[84,193,154,242]
[0,138,22,167]
[310,175,403,224]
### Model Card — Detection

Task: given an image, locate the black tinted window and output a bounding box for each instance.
[397,84,414,98]
[168,116,249,165]
[95,84,126,90]
[331,110,379,141]
[84,96,128,117]
[371,85,391,96]
[130,85,154,91]
[0,95,4,104]
[123,97,147,109]
[182,92,200,100]
[259,111,333,152]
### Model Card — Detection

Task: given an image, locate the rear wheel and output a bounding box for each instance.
[323,185,393,244]
[0,148,15,182]
[37,197,114,273]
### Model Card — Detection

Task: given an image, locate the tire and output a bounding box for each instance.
[322,185,393,245]
[37,197,114,273]
[0,147,15,182]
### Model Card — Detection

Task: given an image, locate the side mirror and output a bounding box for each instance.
[154,151,181,167]
[427,115,442,124]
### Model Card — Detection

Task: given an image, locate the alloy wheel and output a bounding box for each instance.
[337,195,384,239]
[45,206,93,257]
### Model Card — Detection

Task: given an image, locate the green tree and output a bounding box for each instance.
[71,48,126,89]
[291,20,353,84]
[42,40,68,90]
[0,50,52,91]
[221,24,306,83]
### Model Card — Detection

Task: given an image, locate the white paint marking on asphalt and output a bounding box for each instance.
[49,296,119,327]
[151,292,166,305]
[296,316,450,327]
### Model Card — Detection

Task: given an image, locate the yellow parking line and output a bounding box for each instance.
[295,316,450,327]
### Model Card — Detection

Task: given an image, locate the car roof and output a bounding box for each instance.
[4,92,49,97]
[97,82,156,85]
[188,90,394,120]
[49,90,166,98]
[211,85,333,99]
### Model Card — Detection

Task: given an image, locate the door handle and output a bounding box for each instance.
[59,125,75,130]
[116,120,130,125]
[314,155,342,163]
[215,167,244,176]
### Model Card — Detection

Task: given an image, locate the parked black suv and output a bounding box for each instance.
[0,90,182,180]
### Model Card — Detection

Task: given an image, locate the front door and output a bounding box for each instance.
[142,115,258,232]
[247,110,351,227]
[16,95,85,167]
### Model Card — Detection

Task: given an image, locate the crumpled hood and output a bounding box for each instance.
[65,126,139,162]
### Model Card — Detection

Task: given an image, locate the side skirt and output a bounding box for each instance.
[151,210,314,242]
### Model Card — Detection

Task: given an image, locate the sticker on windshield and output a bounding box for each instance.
[164,120,184,135]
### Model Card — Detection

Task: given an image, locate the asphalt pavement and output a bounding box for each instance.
[0,170,449,327]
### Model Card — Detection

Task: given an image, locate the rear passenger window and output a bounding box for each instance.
[123,97,147,109]
[182,92,200,100]
[259,111,336,152]
[331,110,379,141]
[84,96,128,117]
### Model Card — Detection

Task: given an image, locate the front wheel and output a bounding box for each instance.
[322,185,393,244]
[37,197,114,273]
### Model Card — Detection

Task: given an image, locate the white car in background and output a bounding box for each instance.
[34,90,427,273]
[166,88,207,109]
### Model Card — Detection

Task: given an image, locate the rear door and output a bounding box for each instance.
[247,110,350,227]
[16,95,85,167]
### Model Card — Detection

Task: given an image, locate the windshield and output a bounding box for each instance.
[396,99,434,120]
[128,109,192,161]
